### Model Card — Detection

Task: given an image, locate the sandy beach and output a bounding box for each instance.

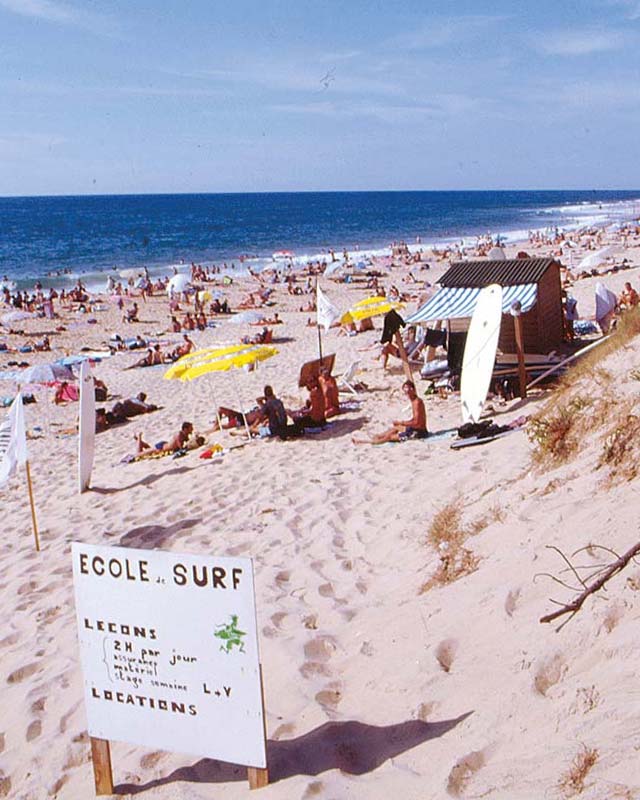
[2,225,640,800]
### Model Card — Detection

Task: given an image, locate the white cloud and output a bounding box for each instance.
[0,0,115,35]
[537,29,628,56]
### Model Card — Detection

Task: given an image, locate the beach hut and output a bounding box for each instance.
[407,258,564,355]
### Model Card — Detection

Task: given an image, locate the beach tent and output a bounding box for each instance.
[407,258,564,354]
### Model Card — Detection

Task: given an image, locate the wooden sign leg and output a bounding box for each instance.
[248,766,269,790]
[90,737,114,795]
[248,664,269,790]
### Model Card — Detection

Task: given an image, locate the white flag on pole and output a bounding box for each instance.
[316,284,341,331]
[0,393,28,488]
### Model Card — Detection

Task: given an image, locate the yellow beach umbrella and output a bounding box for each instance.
[164,344,278,438]
[342,296,404,324]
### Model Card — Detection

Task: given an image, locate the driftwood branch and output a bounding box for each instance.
[540,541,640,627]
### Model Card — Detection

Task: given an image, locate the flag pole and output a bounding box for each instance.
[25,461,40,552]
[316,279,323,362]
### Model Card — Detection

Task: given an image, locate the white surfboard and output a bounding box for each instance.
[460,284,503,424]
[78,360,95,493]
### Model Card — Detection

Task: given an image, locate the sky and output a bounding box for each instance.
[1,0,639,195]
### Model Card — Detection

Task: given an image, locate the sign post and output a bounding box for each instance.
[72,544,268,794]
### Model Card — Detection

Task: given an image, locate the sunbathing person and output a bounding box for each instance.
[241,327,272,345]
[111,392,159,419]
[353,380,428,444]
[210,405,262,431]
[125,348,154,369]
[135,421,196,457]
[318,367,340,417]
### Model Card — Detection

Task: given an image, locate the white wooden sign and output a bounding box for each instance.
[72,543,266,768]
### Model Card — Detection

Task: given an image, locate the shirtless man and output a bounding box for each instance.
[135,421,194,455]
[291,377,326,433]
[620,282,639,309]
[168,334,195,361]
[353,380,428,444]
[318,367,340,417]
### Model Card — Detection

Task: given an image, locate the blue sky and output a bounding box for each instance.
[1,0,639,195]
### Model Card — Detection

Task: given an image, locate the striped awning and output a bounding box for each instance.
[406,283,538,324]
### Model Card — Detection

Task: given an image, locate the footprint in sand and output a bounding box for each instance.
[26,720,42,742]
[139,751,164,769]
[300,661,331,679]
[435,639,458,673]
[270,612,288,629]
[315,682,342,711]
[447,748,488,796]
[275,570,290,586]
[6,662,39,684]
[302,780,324,798]
[533,653,566,696]
[304,636,337,662]
[0,633,19,649]
[318,582,334,598]
[303,615,318,630]
[271,722,296,740]
[415,701,438,722]
[504,588,521,617]
[0,772,11,798]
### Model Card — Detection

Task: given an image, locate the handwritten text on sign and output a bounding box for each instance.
[72,543,266,767]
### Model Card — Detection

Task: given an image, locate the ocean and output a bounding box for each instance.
[1,190,639,291]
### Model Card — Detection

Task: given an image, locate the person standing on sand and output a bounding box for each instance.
[353,380,428,445]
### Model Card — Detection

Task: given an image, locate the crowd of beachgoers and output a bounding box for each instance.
[3,218,640,799]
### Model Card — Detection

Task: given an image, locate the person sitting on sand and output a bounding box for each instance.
[167,334,195,361]
[125,347,154,369]
[620,281,639,310]
[135,421,198,457]
[170,315,182,333]
[318,367,340,417]
[290,377,326,433]
[151,343,164,365]
[378,326,422,369]
[93,377,108,402]
[256,385,289,438]
[29,335,51,352]
[123,302,139,323]
[353,380,428,445]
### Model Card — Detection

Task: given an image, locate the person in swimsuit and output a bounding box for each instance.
[352,380,428,445]
[135,421,195,456]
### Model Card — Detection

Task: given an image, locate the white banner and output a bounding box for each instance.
[72,543,266,768]
[316,284,340,331]
[0,393,28,488]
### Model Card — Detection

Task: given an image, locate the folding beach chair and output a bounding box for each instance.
[337,360,361,395]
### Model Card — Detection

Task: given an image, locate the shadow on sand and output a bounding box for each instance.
[115,714,472,794]
[117,517,202,549]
